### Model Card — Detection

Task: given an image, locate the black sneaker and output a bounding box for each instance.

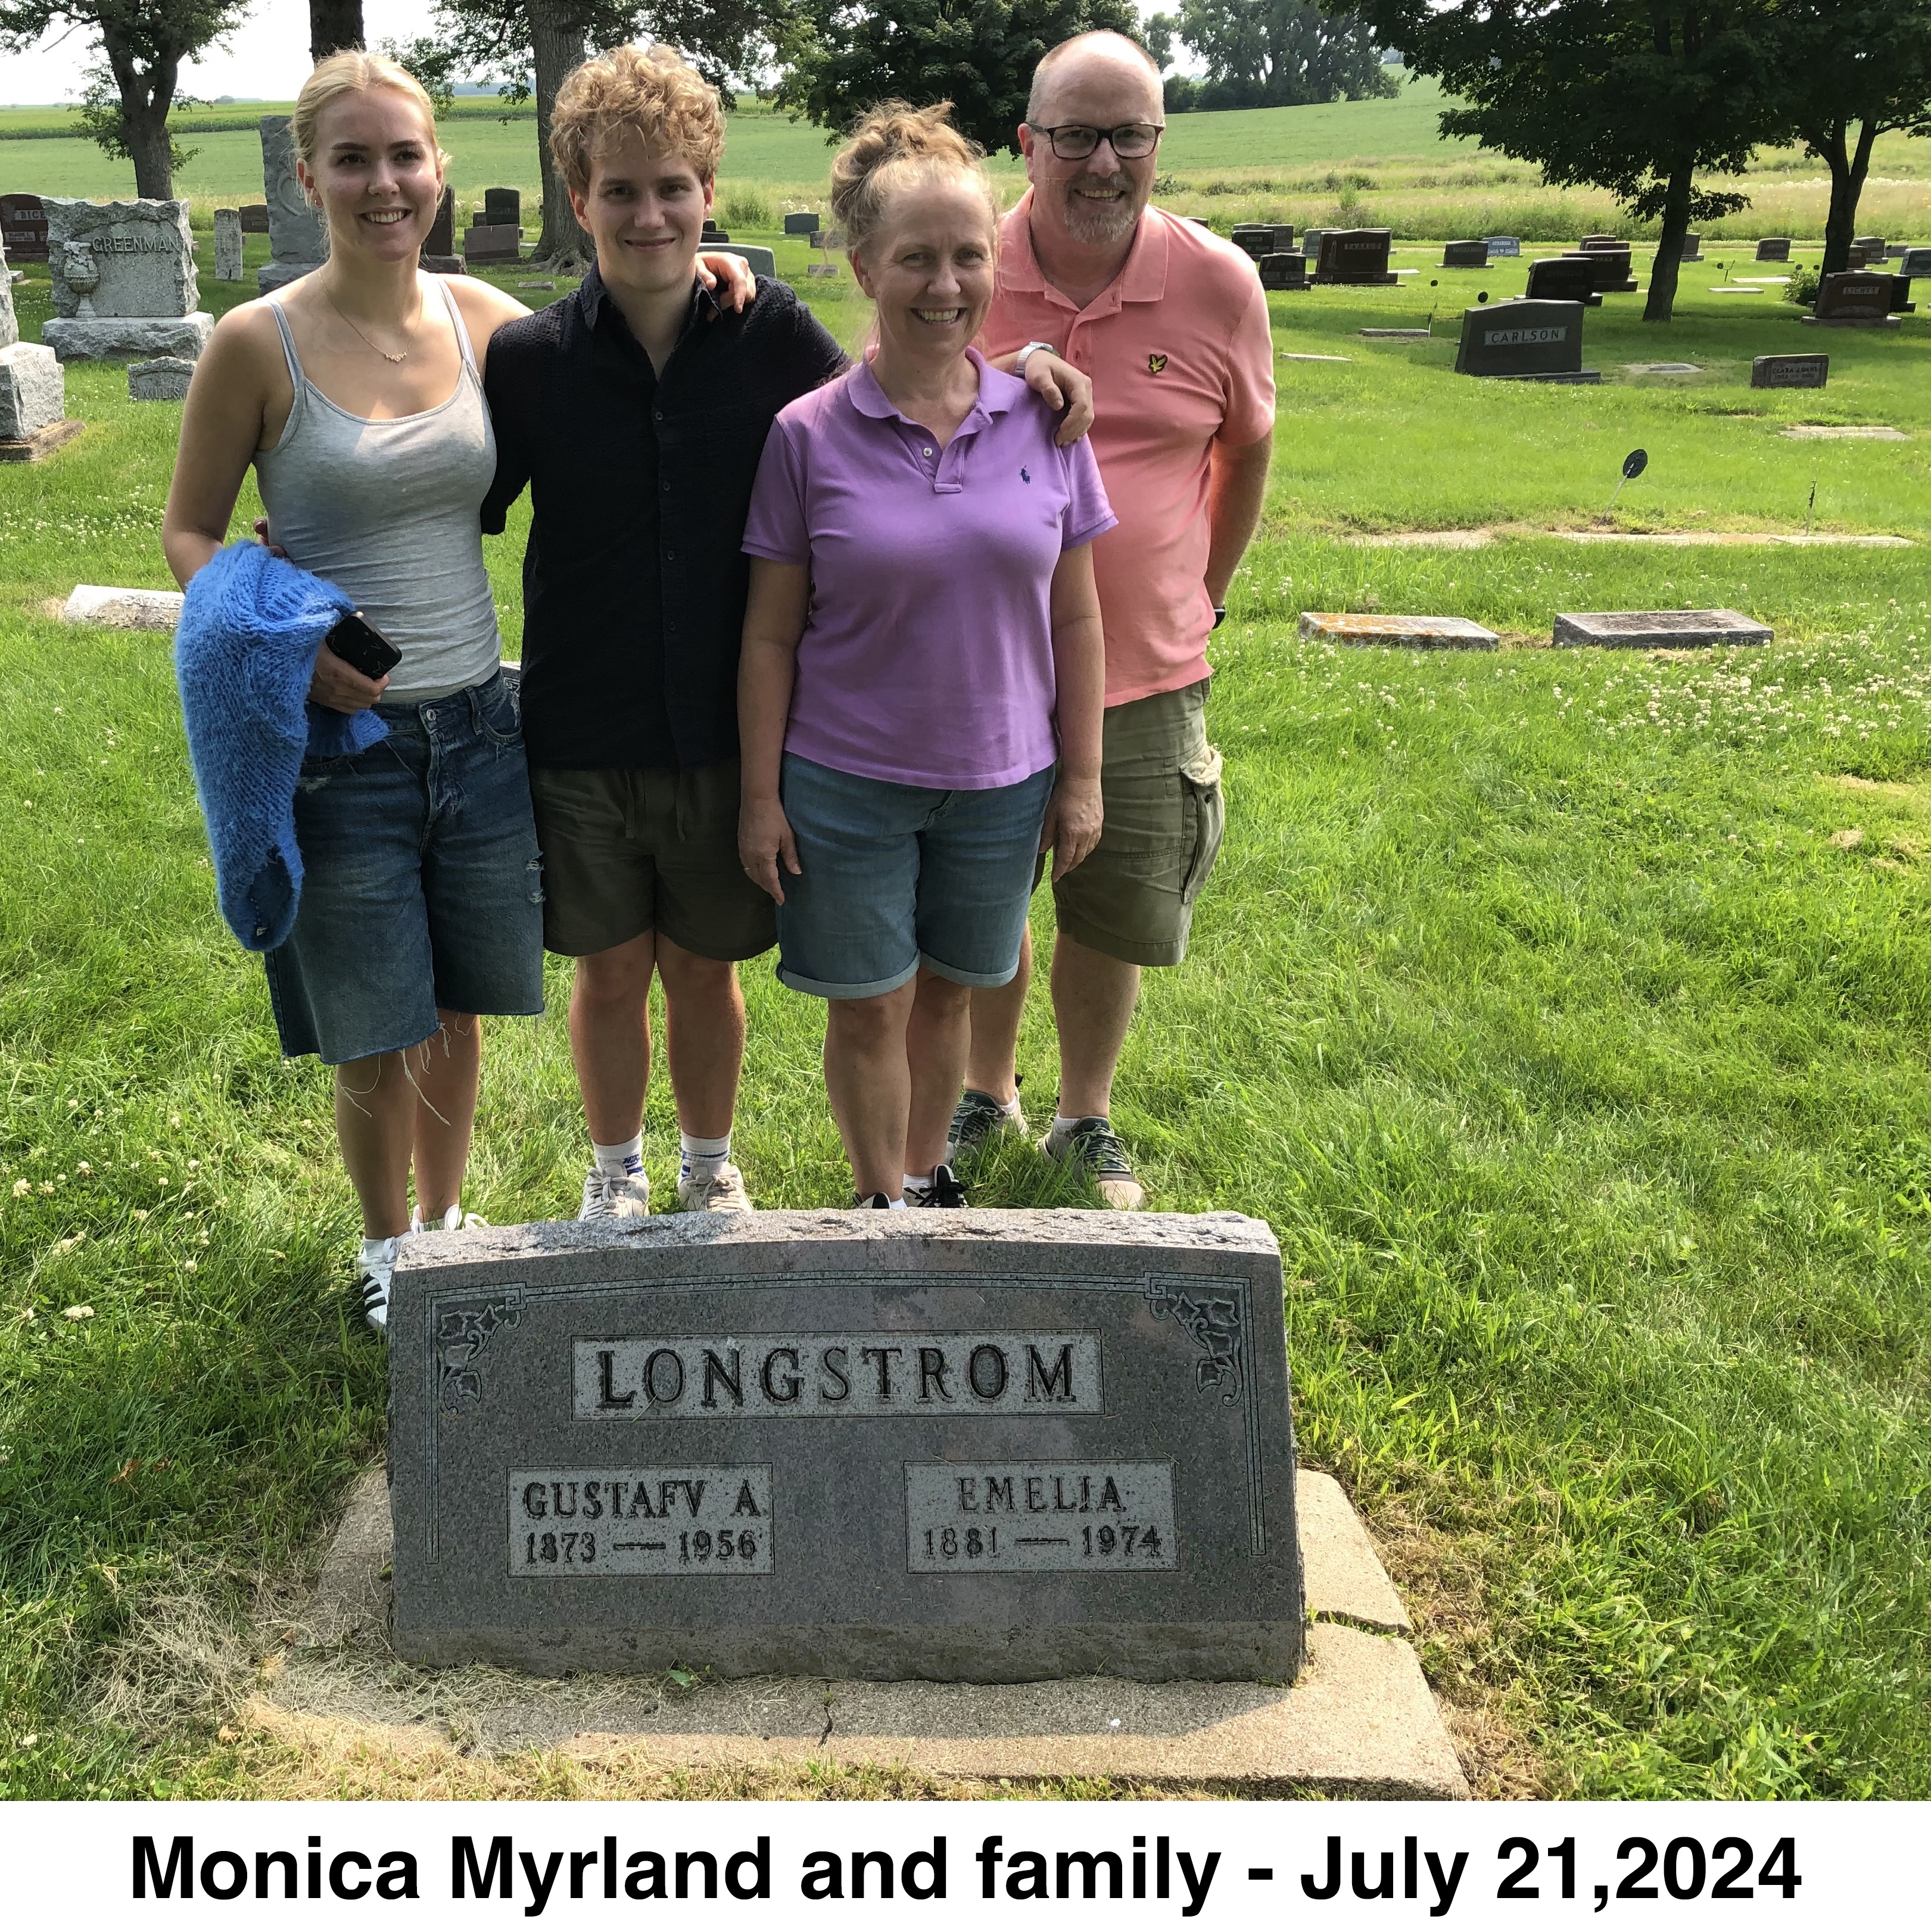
[907,1163,969,1208]
[945,1087,1027,1164]
[1039,1115,1145,1210]
[857,1191,896,1208]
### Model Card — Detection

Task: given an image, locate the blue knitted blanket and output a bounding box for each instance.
[173,541,388,952]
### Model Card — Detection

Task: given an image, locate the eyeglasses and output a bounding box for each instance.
[1029,121,1164,161]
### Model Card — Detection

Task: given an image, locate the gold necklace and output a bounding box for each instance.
[325,282,422,365]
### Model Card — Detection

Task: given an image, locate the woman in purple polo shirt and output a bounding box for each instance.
[739,102,1113,1210]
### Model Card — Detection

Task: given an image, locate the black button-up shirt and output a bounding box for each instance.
[482,267,847,771]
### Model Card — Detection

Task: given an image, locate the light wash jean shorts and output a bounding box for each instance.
[774,752,1055,1000]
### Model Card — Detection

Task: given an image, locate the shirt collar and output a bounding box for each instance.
[845,344,1013,429]
[575,262,718,342]
[1002,190,1170,307]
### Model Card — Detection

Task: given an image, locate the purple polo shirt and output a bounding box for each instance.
[741,348,1116,789]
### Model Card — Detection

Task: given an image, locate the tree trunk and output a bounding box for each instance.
[123,101,176,198]
[530,0,591,269]
[1814,119,1873,278]
[309,0,366,63]
[99,23,179,200]
[1643,157,1695,322]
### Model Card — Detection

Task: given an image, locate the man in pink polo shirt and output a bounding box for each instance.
[953,29,1276,1208]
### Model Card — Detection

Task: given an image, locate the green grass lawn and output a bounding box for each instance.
[2,230,1930,1802]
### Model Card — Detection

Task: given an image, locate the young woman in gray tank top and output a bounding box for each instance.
[161,51,549,1335]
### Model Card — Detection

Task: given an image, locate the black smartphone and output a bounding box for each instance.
[323,609,402,681]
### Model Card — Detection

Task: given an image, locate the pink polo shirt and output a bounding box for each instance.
[984,195,1276,707]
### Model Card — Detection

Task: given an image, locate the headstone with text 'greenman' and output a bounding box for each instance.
[388,1210,1304,1683]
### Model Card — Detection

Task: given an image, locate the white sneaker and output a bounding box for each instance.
[677,1163,753,1212]
[358,1236,400,1336]
[580,1165,650,1220]
[410,1204,490,1234]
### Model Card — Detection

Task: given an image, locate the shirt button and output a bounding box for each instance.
[665,549,676,560]
[653,409,664,423]
[923,447,934,457]
[423,708,437,721]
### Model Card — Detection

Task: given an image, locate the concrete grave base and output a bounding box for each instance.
[278,1464,1465,1798]
[1360,328,1431,338]
[63,582,184,629]
[1555,609,1771,648]
[0,417,82,462]
[1300,612,1498,650]
[43,312,213,362]
[1799,314,1900,328]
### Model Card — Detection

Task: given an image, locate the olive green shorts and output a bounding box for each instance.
[1051,680,1226,969]
[527,759,776,962]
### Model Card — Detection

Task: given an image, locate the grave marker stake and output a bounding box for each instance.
[1605,447,1649,514]
[1806,478,1817,537]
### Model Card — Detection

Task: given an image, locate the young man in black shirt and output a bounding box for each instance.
[485,42,1092,1219]
[482,45,847,1217]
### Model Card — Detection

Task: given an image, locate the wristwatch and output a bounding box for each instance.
[1014,341,1057,377]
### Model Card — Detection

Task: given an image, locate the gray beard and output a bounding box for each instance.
[1060,176,1139,245]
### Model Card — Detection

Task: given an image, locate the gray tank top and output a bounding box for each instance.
[257,275,501,702]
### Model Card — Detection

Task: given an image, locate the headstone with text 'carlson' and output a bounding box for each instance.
[1455,298,1597,382]
[388,1210,1304,1682]
[41,198,212,362]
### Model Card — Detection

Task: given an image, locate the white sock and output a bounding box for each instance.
[904,1173,933,1196]
[359,1234,400,1276]
[1053,1113,1102,1138]
[593,1134,644,1179]
[680,1130,732,1185]
[410,1202,461,1234]
[886,1195,908,1210]
[857,1192,908,1208]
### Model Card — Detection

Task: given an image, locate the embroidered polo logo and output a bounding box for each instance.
[1020,466,1032,483]
[1148,352,1169,374]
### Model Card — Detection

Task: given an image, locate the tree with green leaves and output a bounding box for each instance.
[0,0,252,198]
[1760,0,1931,275]
[1336,0,1772,322]
[774,0,1139,157]
[1167,0,1394,111]
[398,0,786,266]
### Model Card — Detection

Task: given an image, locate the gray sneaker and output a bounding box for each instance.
[945,1088,1027,1164]
[580,1166,650,1220]
[1039,1115,1145,1211]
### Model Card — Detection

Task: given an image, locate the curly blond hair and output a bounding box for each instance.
[830,101,999,262]
[550,43,725,194]
[291,50,447,179]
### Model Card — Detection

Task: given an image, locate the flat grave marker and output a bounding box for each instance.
[1299,612,1497,650]
[1779,423,1905,440]
[1752,353,1829,388]
[388,1210,1304,1682]
[1455,297,1598,382]
[127,355,194,400]
[1554,609,1771,649]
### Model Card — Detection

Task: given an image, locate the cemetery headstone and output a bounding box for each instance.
[1441,238,1488,268]
[40,198,213,362]
[1751,353,1828,389]
[1259,251,1307,291]
[1901,247,1931,278]
[0,238,75,460]
[1299,612,1497,650]
[484,186,521,230]
[1231,224,1295,262]
[1854,233,1885,257]
[1554,610,1771,649]
[1678,232,1702,262]
[1525,255,1602,306]
[258,116,326,292]
[711,243,776,277]
[238,203,270,235]
[1,192,48,262]
[1298,228,1323,264]
[463,222,522,265]
[1803,271,1899,328]
[808,226,845,277]
[1454,298,1597,382]
[1579,232,1618,248]
[127,355,194,401]
[1889,273,1916,314]
[701,218,729,242]
[783,210,820,236]
[1569,243,1637,292]
[1755,236,1792,262]
[213,207,243,282]
[1314,228,1396,285]
[1484,235,1521,257]
[421,186,463,273]
[387,1210,1306,1681]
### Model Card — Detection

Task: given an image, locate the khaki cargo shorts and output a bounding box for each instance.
[528,759,775,962]
[1051,679,1225,968]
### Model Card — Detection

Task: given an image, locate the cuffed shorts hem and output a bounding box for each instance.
[775,956,921,1001]
[918,947,1023,989]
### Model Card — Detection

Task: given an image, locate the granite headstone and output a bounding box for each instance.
[388,1210,1305,1682]
[0,235,70,453]
[1231,223,1294,261]
[1314,228,1396,285]
[127,355,195,400]
[464,222,522,264]
[0,236,13,349]
[484,186,521,230]
[213,207,244,282]
[1483,235,1521,256]
[710,242,776,278]
[783,211,820,235]
[1678,231,1702,262]
[1901,247,1931,278]
[1751,353,1828,389]
[238,203,270,235]
[258,116,326,292]
[41,198,213,362]
[1441,238,1487,268]
[421,186,463,273]
[1569,242,1637,292]
[1454,298,1597,382]
[1755,236,1792,263]
[1804,271,1899,327]
[1258,251,1307,290]
[1525,255,1602,306]
[1,192,48,262]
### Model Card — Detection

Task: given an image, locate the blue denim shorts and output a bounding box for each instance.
[774,753,1055,999]
[264,672,546,1064]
